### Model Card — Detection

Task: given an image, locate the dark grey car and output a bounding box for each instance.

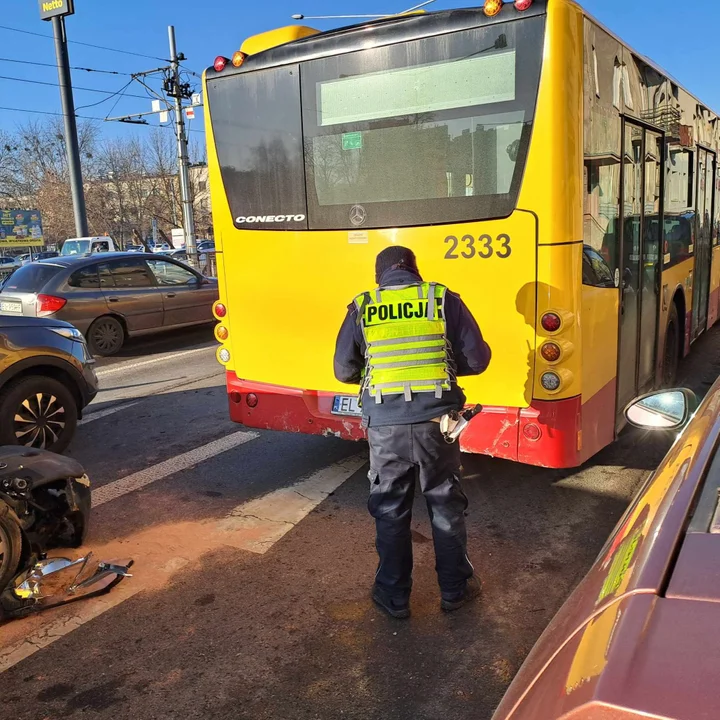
[0,315,98,453]
[0,253,219,356]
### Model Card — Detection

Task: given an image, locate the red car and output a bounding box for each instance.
[493,382,720,719]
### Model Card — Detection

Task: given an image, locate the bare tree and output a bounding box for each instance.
[0,121,213,247]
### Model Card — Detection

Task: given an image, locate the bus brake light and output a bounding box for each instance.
[214,302,227,318]
[483,0,503,16]
[541,312,562,333]
[214,56,229,72]
[514,0,533,10]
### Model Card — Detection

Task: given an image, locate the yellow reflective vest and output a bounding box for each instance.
[353,282,452,404]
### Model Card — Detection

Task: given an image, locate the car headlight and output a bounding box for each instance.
[50,326,84,342]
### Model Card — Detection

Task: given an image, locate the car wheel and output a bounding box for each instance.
[662,304,680,387]
[88,316,125,356]
[0,502,22,589]
[0,375,79,454]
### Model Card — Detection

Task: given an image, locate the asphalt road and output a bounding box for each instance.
[0,325,719,720]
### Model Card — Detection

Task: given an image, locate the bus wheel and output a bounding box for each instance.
[662,304,680,387]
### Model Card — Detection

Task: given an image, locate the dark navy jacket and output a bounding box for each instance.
[333,268,491,427]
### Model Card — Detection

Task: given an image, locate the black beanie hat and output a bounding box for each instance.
[375,246,419,283]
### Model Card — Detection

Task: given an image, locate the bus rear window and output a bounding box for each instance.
[208,14,545,230]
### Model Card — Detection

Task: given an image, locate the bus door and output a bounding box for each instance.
[692,147,715,338]
[617,122,663,416]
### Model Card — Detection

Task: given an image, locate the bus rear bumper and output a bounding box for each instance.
[225,373,601,468]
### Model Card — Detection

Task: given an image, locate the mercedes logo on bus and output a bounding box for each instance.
[349,204,367,227]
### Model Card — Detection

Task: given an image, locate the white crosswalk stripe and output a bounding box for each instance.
[78,401,140,426]
[218,454,367,553]
[91,430,259,506]
[95,345,215,378]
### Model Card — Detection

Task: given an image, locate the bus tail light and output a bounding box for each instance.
[213,302,227,318]
[230,391,242,404]
[246,393,258,408]
[232,51,247,68]
[214,56,229,72]
[483,0,503,17]
[514,0,533,10]
[541,312,562,333]
[523,423,541,441]
[37,294,67,317]
[540,371,561,392]
[540,342,561,362]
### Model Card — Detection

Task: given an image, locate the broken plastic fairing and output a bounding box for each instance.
[1,553,133,619]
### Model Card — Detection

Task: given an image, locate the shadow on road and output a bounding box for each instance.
[94,324,216,369]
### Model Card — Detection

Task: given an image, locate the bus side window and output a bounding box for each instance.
[664,149,694,266]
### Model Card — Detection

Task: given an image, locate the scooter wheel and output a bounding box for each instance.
[0,502,22,590]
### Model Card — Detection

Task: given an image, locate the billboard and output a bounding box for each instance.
[0,210,44,248]
[38,0,75,21]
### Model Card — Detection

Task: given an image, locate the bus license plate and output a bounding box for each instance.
[332,395,361,416]
[0,301,21,313]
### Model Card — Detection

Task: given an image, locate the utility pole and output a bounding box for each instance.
[167,26,197,267]
[40,0,88,238]
[104,27,201,266]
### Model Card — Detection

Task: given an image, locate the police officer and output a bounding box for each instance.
[334,246,491,618]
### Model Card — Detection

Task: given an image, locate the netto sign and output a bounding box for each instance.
[38,0,74,21]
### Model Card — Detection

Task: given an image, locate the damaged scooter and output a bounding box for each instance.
[0,446,132,621]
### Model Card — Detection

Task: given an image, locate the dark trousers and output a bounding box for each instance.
[367,422,474,600]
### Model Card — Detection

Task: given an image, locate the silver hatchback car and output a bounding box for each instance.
[0,253,219,355]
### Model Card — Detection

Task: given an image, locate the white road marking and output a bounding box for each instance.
[92,430,259,507]
[0,453,367,674]
[78,401,140,426]
[217,454,367,553]
[95,344,215,378]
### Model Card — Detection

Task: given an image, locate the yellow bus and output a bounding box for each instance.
[204,0,720,468]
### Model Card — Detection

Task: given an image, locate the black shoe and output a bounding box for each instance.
[371,586,410,619]
[441,576,481,612]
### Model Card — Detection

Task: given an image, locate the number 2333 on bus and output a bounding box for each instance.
[444,233,512,260]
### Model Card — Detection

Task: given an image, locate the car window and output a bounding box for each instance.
[68,265,100,289]
[146,259,198,286]
[98,263,114,288]
[105,258,154,289]
[2,264,62,293]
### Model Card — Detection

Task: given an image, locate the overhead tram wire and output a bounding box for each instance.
[0,56,131,76]
[0,105,205,133]
[0,73,149,101]
[0,24,168,62]
[76,80,136,112]
[180,65,201,79]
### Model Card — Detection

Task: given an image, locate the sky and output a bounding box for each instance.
[0,0,717,144]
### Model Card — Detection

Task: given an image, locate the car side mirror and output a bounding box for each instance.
[624,388,698,430]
